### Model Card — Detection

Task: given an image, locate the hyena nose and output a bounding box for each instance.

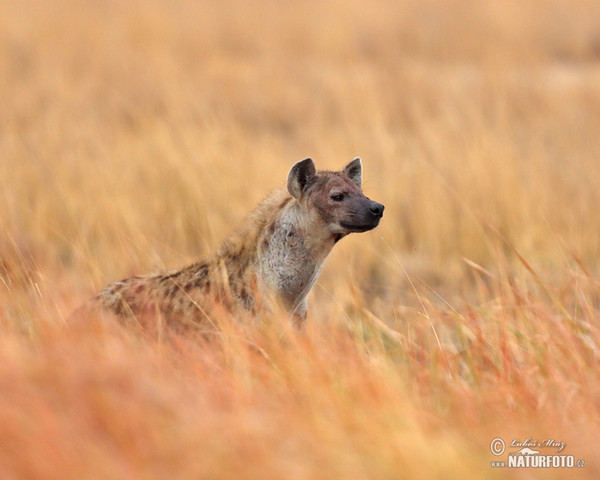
[369,201,385,218]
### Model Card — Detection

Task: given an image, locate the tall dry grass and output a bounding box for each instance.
[1,0,600,478]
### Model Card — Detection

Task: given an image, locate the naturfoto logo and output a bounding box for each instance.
[489,437,584,469]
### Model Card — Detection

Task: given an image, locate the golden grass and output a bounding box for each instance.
[1,0,600,477]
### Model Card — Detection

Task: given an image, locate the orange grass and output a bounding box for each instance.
[1,0,600,478]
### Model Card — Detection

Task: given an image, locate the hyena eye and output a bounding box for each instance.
[330,193,345,202]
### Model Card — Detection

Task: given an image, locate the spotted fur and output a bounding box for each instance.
[79,158,384,328]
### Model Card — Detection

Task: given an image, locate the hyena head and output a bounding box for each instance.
[287,157,384,236]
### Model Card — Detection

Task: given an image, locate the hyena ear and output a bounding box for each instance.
[287,158,316,198]
[341,157,362,188]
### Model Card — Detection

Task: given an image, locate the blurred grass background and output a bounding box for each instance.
[1,0,600,478]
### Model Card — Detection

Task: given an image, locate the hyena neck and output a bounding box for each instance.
[254,191,337,314]
[210,189,336,319]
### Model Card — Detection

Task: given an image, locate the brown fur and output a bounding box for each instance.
[76,158,384,329]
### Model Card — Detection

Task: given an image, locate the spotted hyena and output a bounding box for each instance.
[79,158,384,328]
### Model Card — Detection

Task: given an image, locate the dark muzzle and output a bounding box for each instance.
[369,201,384,218]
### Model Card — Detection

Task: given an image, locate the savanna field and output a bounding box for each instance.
[1,0,600,478]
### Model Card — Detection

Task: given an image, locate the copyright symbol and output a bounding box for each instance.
[490,438,505,456]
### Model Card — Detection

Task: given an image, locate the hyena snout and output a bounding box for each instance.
[368,201,385,218]
[340,198,385,233]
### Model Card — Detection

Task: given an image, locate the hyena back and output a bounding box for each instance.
[83,157,384,327]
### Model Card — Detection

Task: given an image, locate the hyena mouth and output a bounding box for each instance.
[340,220,381,233]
